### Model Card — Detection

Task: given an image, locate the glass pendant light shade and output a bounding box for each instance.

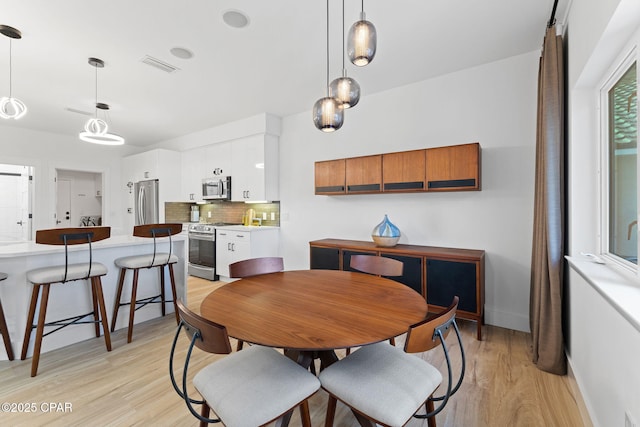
[0,96,27,119]
[0,25,27,120]
[348,12,376,67]
[313,96,344,132]
[330,73,361,109]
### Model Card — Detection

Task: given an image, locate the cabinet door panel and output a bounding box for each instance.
[382,150,426,192]
[381,254,422,294]
[315,159,346,194]
[425,143,480,191]
[346,155,382,193]
[426,259,477,313]
[310,247,340,270]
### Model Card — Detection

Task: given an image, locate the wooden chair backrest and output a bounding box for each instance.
[35,227,111,245]
[133,223,182,238]
[176,300,232,355]
[404,296,459,353]
[350,255,403,277]
[229,257,284,278]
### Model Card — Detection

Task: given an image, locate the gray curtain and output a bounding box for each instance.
[529,25,566,375]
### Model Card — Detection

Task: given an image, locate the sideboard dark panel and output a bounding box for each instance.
[381,253,422,294]
[426,259,477,313]
[310,246,340,270]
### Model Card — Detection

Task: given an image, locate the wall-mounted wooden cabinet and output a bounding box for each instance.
[315,159,346,194]
[309,238,485,340]
[315,142,480,195]
[382,149,426,192]
[346,155,382,194]
[425,142,480,191]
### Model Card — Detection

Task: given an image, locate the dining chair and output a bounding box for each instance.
[21,227,112,377]
[347,254,404,354]
[319,296,465,427]
[111,223,181,343]
[169,300,319,427]
[228,256,284,351]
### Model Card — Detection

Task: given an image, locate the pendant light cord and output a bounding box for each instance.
[94,63,98,118]
[8,39,12,97]
[341,0,345,72]
[325,0,330,95]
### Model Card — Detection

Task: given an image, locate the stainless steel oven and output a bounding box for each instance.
[188,224,217,281]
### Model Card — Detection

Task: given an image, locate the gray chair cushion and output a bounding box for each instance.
[27,262,108,284]
[114,253,178,269]
[319,342,442,427]
[193,345,320,427]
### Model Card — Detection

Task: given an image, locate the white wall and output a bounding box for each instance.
[0,125,133,235]
[565,0,640,426]
[278,51,539,332]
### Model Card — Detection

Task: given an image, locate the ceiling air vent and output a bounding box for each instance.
[141,55,180,73]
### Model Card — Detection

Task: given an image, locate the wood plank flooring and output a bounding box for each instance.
[0,276,590,426]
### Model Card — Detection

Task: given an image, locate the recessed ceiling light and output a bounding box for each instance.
[170,47,194,60]
[222,10,250,29]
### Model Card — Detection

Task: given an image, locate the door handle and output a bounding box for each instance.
[16,220,23,225]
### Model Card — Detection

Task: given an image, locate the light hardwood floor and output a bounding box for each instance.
[0,277,590,427]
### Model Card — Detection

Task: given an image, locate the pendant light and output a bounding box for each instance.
[313,0,344,132]
[79,57,125,145]
[347,0,377,67]
[0,25,27,120]
[329,0,360,109]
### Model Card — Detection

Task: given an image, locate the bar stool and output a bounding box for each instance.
[0,272,14,361]
[111,223,181,343]
[21,227,112,377]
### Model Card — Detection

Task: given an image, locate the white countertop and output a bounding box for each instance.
[0,234,186,258]
[213,225,279,232]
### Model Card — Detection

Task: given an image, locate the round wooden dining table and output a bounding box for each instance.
[200,269,428,368]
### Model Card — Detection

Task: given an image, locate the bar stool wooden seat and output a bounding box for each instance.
[0,272,14,361]
[110,223,181,343]
[20,227,112,377]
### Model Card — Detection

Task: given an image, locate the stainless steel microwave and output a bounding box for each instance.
[202,176,231,200]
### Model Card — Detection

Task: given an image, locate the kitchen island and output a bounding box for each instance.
[0,234,187,361]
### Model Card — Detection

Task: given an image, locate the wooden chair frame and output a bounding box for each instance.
[169,300,313,427]
[111,223,181,343]
[21,227,112,377]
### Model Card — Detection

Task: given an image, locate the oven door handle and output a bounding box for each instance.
[188,234,215,241]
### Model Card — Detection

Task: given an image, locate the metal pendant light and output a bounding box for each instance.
[79,58,125,145]
[0,25,27,120]
[348,0,377,67]
[313,0,344,132]
[329,0,360,109]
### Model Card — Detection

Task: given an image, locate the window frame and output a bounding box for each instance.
[598,44,639,271]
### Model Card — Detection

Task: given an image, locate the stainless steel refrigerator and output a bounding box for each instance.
[134,179,159,225]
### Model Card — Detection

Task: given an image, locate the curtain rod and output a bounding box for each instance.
[547,0,559,28]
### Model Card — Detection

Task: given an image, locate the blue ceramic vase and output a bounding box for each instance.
[371,214,401,247]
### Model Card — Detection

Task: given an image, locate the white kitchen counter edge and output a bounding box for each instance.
[213,225,279,232]
[0,234,186,258]
[566,255,640,333]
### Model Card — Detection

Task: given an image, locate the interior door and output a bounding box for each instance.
[56,179,71,227]
[0,165,31,241]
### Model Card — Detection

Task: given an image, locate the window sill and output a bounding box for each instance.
[566,255,640,333]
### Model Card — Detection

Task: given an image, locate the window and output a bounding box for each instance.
[602,56,638,265]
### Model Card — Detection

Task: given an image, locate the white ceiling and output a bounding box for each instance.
[0,0,566,147]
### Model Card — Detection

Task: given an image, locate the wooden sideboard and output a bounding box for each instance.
[309,238,485,340]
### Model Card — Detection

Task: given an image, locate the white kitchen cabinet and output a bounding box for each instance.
[231,134,279,202]
[204,142,232,178]
[215,226,279,278]
[181,147,206,202]
[122,148,181,230]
